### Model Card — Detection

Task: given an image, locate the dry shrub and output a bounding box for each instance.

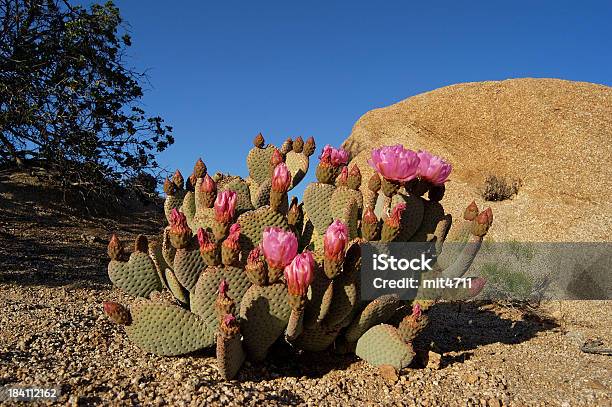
[482,175,521,201]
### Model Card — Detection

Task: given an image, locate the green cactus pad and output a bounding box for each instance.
[291,323,341,352]
[303,182,336,233]
[285,150,309,190]
[125,302,214,356]
[173,247,206,292]
[148,241,170,289]
[410,199,445,242]
[164,268,190,305]
[391,193,425,241]
[251,179,272,208]
[217,335,245,380]
[332,197,359,240]
[219,177,254,214]
[304,266,332,327]
[161,227,176,267]
[247,145,275,184]
[322,263,359,329]
[355,324,415,370]
[181,191,197,228]
[345,295,402,343]
[164,191,186,224]
[237,206,290,253]
[191,207,215,234]
[331,186,363,213]
[190,266,252,328]
[108,252,162,298]
[239,283,291,361]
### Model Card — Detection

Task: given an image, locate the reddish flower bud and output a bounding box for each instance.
[170,208,190,234]
[483,207,493,226]
[293,136,304,153]
[386,203,407,228]
[368,173,381,192]
[303,136,316,156]
[197,228,216,251]
[247,245,264,266]
[319,145,349,167]
[463,201,479,221]
[108,234,124,260]
[218,279,229,296]
[103,301,131,325]
[270,148,284,168]
[254,133,265,148]
[223,223,241,250]
[412,303,422,319]
[271,163,291,193]
[336,166,348,186]
[363,206,378,224]
[163,177,176,195]
[172,170,184,189]
[193,158,207,178]
[222,313,238,329]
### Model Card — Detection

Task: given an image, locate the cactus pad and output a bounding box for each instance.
[164,192,185,224]
[181,191,197,228]
[164,268,190,305]
[173,247,206,292]
[217,335,245,380]
[239,283,291,361]
[148,241,170,289]
[237,206,289,253]
[108,252,162,298]
[190,265,252,328]
[291,323,342,352]
[247,145,275,184]
[219,177,254,214]
[391,193,425,241]
[345,295,402,343]
[355,324,415,370]
[285,150,309,189]
[125,301,214,356]
[303,182,335,233]
[251,179,272,208]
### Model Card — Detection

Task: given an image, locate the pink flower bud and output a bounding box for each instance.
[270,148,284,167]
[218,279,229,296]
[201,174,216,193]
[284,251,315,297]
[368,145,419,182]
[172,170,184,187]
[463,201,479,221]
[247,245,264,266]
[223,223,241,250]
[349,164,361,178]
[272,163,291,192]
[469,277,487,297]
[323,220,349,261]
[261,227,298,270]
[222,314,238,329]
[387,203,407,228]
[170,208,190,234]
[197,228,215,251]
[336,166,348,185]
[412,303,422,319]
[362,206,378,224]
[416,150,452,186]
[214,190,237,224]
[319,145,349,167]
[483,207,493,226]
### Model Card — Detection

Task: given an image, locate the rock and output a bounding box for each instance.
[342,78,612,242]
[488,398,501,407]
[464,374,479,384]
[426,351,442,370]
[378,365,398,384]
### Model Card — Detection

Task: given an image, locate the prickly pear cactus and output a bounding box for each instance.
[102,135,493,379]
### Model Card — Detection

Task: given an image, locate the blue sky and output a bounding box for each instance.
[108,0,611,195]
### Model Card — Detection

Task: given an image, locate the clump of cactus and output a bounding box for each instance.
[104,136,493,379]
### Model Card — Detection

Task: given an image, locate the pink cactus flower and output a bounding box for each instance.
[261,227,298,269]
[214,190,237,223]
[387,202,407,228]
[197,228,216,251]
[368,145,420,182]
[319,145,349,167]
[170,208,191,234]
[201,174,216,193]
[272,163,291,192]
[284,251,315,297]
[323,220,349,261]
[416,150,452,185]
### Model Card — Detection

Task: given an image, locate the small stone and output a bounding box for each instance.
[488,398,501,407]
[378,364,398,384]
[465,374,479,384]
[426,351,442,370]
